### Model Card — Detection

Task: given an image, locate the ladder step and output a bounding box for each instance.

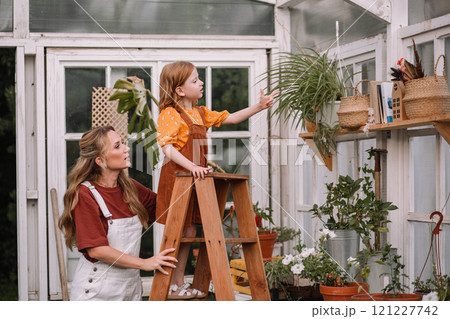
[180,237,258,244]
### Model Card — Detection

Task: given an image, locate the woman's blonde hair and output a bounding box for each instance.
[59,126,149,249]
[159,61,198,112]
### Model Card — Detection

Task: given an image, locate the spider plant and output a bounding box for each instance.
[261,48,351,158]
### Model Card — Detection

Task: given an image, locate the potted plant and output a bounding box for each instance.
[369,244,422,301]
[264,257,322,301]
[310,174,364,275]
[347,148,398,293]
[253,202,277,260]
[261,47,351,158]
[413,263,450,301]
[282,231,368,301]
[272,226,301,256]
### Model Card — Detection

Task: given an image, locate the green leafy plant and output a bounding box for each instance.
[264,258,293,290]
[413,263,450,301]
[357,148,397,253]
[260,48,352,158]
[311,148,397,236]
[253,201,275,232]
[379,244,409,296]
[281,232,349,287]
[109,77,159,170]
[273,226,301,244]
[311,174,364,231]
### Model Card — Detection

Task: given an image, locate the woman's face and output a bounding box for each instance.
[100,130,131,171]
[179,67,204,101]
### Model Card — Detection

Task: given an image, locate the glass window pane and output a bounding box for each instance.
[128,138,153,187]
[209,138,250,202]
[30,0,274,36]
[211,68,249,131]
[337,141,354,178]
[66,140,79,173]
[209,138,250,175]
[361,60,375,94]
[197,68,206,107]
[411,136,436,213]
[408,0,450,25]
[66,68,105,133]
[303,148,314,205]
[445,225,450,275]
[416,41,434,77]
[290,0,386,51]
[0,0,13,32]
[359,139,376,169]
[341,65,354,92]
[412,222,434,281]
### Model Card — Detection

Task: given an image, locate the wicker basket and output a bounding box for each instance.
[403,54,450,119]
[337,80,370,129]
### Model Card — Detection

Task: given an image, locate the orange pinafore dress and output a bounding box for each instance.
[156,107,208,227]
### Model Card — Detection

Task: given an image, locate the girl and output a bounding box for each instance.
[59,126,177,301]
[156,61,278,299]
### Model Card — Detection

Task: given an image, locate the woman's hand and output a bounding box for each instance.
[191,165,212,179]
[257,89,280,111]
[140,248,178,274]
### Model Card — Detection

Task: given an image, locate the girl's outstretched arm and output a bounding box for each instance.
[222,89,279,125]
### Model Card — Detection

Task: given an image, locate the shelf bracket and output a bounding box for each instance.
[304,139,333,171]
[433,121,450,144]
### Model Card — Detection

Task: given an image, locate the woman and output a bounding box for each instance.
[59,126,176,301]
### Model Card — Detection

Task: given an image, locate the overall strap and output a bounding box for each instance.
[194,106,207,125]
[81,181,113,221]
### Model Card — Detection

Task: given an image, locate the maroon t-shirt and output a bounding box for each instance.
[73,179,156,262]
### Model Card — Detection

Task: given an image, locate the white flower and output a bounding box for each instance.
[300,247,316,259]
[290,262,305,275]
[423,291,438,301]
[322,229,336,239]
[282,254,294,265]
[347,256,360,267]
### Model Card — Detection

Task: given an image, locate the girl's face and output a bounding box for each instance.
[98,130,131,171]
[178,67,204,102]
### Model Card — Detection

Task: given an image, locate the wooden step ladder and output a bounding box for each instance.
[149,172,270,301]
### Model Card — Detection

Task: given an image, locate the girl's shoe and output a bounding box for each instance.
[167,283,196,300]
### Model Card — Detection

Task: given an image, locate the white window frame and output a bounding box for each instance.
[46,47,269,299]
[393,17,450,287]
[294,34,384,250]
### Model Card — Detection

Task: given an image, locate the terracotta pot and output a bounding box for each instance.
[192,248,199,261]
[270,285,323,301]
[350,292,375,301]
[258,230,277,259]
[305,120,316,132]
[319,282,369,301]
[371,293,422,301]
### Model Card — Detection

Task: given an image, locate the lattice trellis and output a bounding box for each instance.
[92,87,128,142]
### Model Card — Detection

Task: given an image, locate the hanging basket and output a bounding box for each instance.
[403,54,450,119]
[337,80,370,129]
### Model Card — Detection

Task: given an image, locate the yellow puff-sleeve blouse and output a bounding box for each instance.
[157,106,230,150]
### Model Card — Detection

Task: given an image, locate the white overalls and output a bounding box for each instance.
[70,182,143,301]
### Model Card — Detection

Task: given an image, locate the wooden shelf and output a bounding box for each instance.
[299,113,450,143]
[298,113,450,170]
